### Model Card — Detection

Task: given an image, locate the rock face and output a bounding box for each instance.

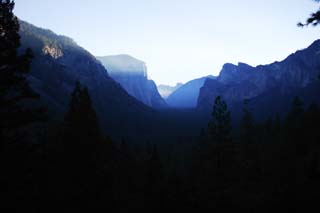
[157,83,183,99]
[198,40,320,121]
[166,76,215,108]
[19,21,155,140]
[97,55,167,109]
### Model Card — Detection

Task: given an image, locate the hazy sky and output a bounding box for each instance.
[15,0,319,85]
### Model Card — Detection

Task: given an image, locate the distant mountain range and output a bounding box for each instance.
[18,19,320,142]
[157,83,183,99]
[197,40,320,122]
[97,55,167,108]
[166,76,216,108]
[19,20,157,141]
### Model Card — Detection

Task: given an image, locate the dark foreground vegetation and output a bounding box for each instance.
[1,1,320,212]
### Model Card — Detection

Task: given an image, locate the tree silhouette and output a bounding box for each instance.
[191,96,237,209]
[63,81,101,145]
[298,0,320,27]
[0,1,47,210]
[208,96,232,143]
[53,81,103,201]
[0,0,44,145]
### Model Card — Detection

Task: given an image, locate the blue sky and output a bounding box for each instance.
[15,0,319,85]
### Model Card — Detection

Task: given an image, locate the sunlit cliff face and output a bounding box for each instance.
[42,44,63,59]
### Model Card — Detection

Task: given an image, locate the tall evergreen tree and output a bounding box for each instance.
[53,81,103,202]
[0,2,46,210]
[63,81,102,167]
[0,0,43,144]
[63,81,101,145]
[193,96,237,209]
[208,96,232,143]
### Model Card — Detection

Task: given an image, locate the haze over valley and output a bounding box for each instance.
[2,0,320,211]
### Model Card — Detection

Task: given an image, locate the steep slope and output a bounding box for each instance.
[166,76,215,108]
[198,40,320,121]
[19,21,156,141]
[157,83,183,98]
[97,55,167,108]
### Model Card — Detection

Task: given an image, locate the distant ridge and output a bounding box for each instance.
[166,76,216,108]
[198,39,320,121]
[157,83,183,98]
[19,20,157,142]
[97,55,167,108]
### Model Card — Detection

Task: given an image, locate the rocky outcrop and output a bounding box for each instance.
[42,44,63,59]
[97,55,167,108]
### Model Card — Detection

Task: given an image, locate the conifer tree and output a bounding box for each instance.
[57,81,102,200]
[208,96,232,143]
[0,0,43,144]
[0,1,46,209]
[63,81,101,147]
[205,96,236,194]
[298,0,320,27]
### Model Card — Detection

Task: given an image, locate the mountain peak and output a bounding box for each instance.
[97,55,147,78]
[97,55,167,108]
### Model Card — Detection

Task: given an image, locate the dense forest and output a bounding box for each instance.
[1,1,320,212]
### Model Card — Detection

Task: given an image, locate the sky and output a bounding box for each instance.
[15,0,320,85]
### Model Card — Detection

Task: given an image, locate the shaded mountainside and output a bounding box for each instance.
[19,21,159,142]
[157,83,183,98]
[18,20,320,145]
[18,21,203,145]
[97,55,167,108]
[167,76,215,108]
[198,40,320,122]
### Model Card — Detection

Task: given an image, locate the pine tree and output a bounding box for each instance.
[204,96,237,195]
[0,0,43,144]
[298,0,320,27]
[55,81,103,201]
[63,81,101,146]
[0,2,46,209]
[208,96,232,143]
